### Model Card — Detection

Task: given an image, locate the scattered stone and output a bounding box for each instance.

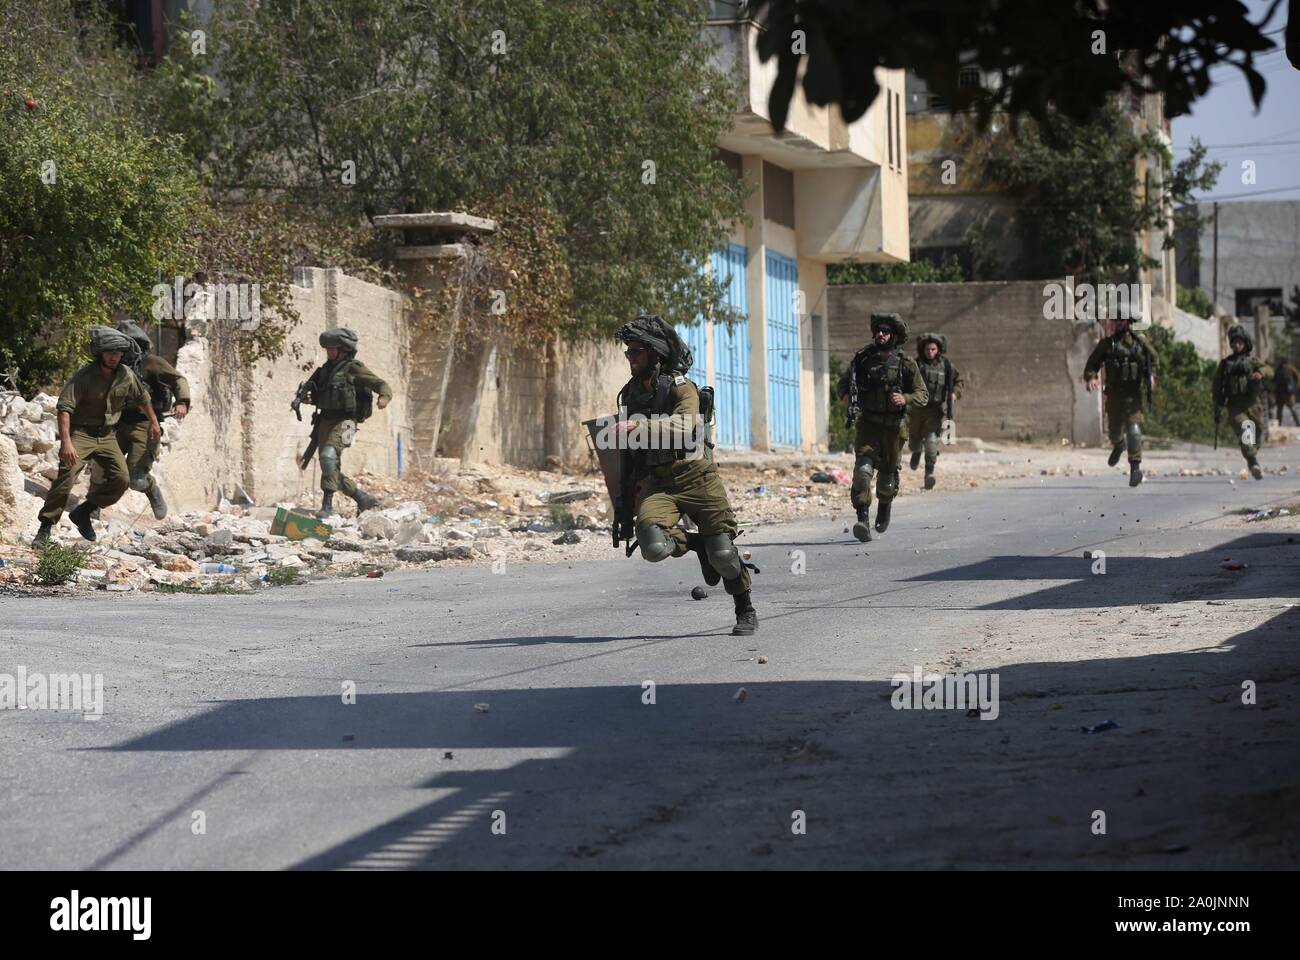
[690,586,708,600]
[552,530,582,545]
[395,545,447,563]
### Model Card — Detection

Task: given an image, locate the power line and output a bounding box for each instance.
[1194,182,1300,200]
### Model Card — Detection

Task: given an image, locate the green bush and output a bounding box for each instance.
[827,354,854,453]
[1143,324,1218,445]
[34,542,89,585]
[265,566,300,587]
[547,503,577,529]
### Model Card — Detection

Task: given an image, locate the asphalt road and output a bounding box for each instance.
[3,452,1298,869]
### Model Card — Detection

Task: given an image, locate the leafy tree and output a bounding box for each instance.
[980,106,1220,284]
[0,0,204,392]
[746,0,1283,131]
[1177,284,1213,319]
[146,0,747,341]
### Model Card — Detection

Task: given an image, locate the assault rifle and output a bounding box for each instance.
[291,380,320,470]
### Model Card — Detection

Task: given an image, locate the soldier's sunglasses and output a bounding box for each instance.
[623,346,648,357]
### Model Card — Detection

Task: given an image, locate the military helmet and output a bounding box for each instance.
[320,326,359,352]
[916,331,946,355]
[89,324,136,358]
[1226,323,1254,353]
[117,319,152,354]
[870,312,908,345]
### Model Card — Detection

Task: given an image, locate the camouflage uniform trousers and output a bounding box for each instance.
[1105,392,1145,463]
[115,417,161,493]
[38,427,130,524]
[1225,400,1265,459]
[636,457,750,596]
[907,405,944,468]
[851,413,906,511]
[315,413,360,495]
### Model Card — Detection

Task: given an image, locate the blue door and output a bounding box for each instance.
[674,315,708,386]
[765,250,801,448]
[712,244,751,449]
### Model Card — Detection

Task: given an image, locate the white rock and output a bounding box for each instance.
[393,520,423,545]
[0,435,42,533]
[32,393,57,414]
[382,501,423,523]
[359,512,398,540]
[444,528,474,541]
[278,555,304,567]
[18,400,44,423]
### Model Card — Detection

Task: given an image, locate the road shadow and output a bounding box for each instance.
[96,552,1300,868]
[898,532,1298,610]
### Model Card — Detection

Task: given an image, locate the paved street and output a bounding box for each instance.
[3,446,1298,869]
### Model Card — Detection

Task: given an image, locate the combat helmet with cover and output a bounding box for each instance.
[870,312,908,345]
[1226,323,1254,354]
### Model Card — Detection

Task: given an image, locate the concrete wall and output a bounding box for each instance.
[161,267,414,512]
[828,281,1103,444]
[1182,200,1300,318]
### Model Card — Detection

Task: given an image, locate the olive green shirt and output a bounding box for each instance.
[56,362,150,429]
[121,354,191,422]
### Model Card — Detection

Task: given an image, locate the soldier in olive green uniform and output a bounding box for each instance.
[837,313,928,542]
[1214,324,1273,480]
[1273,356,1299,427]
[908,332,964,490]
[115,320,191,519]
[1083,317,1156,487]
[614,314,757,636]
[33,326,160,546]
[300,327,392,515]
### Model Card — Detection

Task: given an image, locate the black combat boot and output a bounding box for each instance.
[874,498,892,533]
[1247,456,1263,480]
[852,507,872,542]
[686,532,722,586]
[1108,443,1125,467]
[350,489,380,513]
[146,484,168,520]
[32,521,53,548]
[909,449,922,471]
[316,491,335,518]
[731,590,758,636]
[1128,461,1144,487]
[68,501,97,541]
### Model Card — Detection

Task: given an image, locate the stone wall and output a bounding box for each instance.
[827,280,1104,444]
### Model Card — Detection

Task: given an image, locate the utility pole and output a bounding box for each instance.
[1212,201,1219,314]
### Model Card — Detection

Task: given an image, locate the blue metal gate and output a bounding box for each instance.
[765,250,801,448]
[712,244,751,448]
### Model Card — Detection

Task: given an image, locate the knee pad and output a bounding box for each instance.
[1124,423,1142,455]
[877,469,901,499]
[923,435,940,458]
[853,459,875,491]
[702,532,742,581]
[637,523,674,562]
[318,445,341,477]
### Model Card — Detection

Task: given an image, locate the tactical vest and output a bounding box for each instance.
[919,359,949,407]
[314,358,370,418]
[1221,355,1254,398]
[620,373,710,469]
[1104,335,1147,387]
[856,349,907,415]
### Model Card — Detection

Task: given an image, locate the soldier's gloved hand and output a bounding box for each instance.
[172,403,189,421]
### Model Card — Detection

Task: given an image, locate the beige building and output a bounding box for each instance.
[688,5,910,452]
[905,69,1176,328]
